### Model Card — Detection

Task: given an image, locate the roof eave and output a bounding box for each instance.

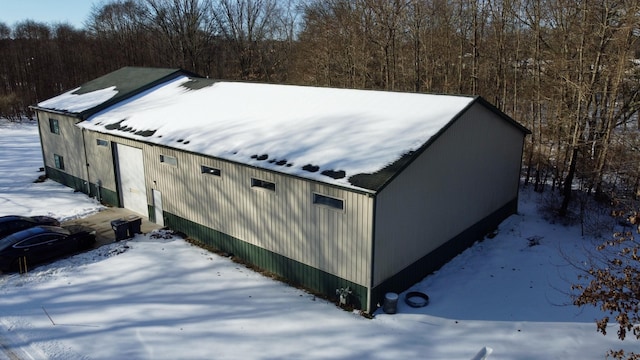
[30,67,201,121]
[373,96,530,193]
[474,97,532,135]
[77,68,198,120]
[82,126,378,196]
[28,105,82,119]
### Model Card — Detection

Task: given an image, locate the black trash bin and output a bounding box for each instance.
[383,292,399,314]
[127,215,142,237]
[111,218,129,241]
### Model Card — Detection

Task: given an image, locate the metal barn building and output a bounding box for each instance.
[32,67,529,312]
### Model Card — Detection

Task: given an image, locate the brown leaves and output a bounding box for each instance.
[573,230,640,359]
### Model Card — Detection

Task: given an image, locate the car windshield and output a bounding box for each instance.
[0,237,15,251]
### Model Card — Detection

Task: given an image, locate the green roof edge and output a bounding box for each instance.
[362,96,531,193]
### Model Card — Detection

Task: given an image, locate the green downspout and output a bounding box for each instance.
[35,112,48,177]
[81,127,91,195]
[368,193,377,313]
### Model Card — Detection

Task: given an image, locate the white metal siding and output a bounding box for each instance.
[373,103,525,286]
[143,146,374,287]
[83,132,116,191]
[36,111,87,183]
[83,132,144,197]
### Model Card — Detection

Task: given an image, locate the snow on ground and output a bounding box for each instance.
[0,120,104,222]
[0,120,638,359]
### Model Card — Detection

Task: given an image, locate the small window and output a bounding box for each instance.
[313,193,344,210]
[54,154,65,170]
[49,118,60,134]
[201,165,221,176]
[96,139,109,147]
[251,178,275,191]
[160,154,177,166]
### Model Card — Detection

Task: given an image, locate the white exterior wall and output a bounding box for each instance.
[68,128,375,286]
[373,103,525,286]
[139,145,375,287]
[37,111,146,205]
[36,111,88,183]
[82,132,143,194]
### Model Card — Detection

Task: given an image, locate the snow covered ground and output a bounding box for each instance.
[0,120,637,359]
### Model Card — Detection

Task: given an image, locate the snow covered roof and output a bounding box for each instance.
[34,67,191,120]
[36,69,525,192]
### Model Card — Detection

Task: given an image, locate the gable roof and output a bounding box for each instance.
[36,68,529,192]
[32,67,194,120]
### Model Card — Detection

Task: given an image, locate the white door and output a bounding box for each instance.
[115,144,148,216]
[152,189,164,226]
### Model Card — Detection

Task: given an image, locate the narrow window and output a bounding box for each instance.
[251,178,275,191]
[54,154,65,170]
[160,154,177,166]
[313,193,344,210]
[201,165,221,176]
[96,139,109,147]
[49,118,59,134]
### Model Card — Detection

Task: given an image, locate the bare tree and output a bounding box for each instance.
[86,0,150,68]
[143,0,217,74]
[3,0,640,216]
[362,0,409,90]
[211,0,281,80]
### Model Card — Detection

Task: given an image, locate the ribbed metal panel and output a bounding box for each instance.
[83,132,118,191]
[82,132,148,206]
[139,145,374,287]
[36,111,88,189]
[373,103,526,286]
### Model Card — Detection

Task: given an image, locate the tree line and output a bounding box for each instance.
[2,0,640,213]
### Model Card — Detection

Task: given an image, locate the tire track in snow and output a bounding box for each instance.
[0,332,23,360]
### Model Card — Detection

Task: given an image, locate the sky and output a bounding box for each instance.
[0,0,100,29]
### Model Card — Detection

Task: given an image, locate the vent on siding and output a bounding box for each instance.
[251,178,275,191]
[313,193,344,210]
[201,165,221,176]
[160,154,177,166]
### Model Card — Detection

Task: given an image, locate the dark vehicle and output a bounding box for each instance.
[0,225,96,272]
[0,215,60,239]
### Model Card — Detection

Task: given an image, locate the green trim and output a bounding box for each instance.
[31,68,198,120]
[163,211,367,309]
[369,197,518,312]
[46,166,88,194]
[100,187,119,207]
[36,118,47,180]
[374,99,529,193]
[370,195,377,298]
[148,205,155,223]
[45,166,119,207]
[89,182,120,207]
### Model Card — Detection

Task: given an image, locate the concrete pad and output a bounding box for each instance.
[62,207,163,248]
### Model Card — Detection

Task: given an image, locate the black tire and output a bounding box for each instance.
[78,236,96,250]
[9,258,19,272]
[404,291,429,308]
